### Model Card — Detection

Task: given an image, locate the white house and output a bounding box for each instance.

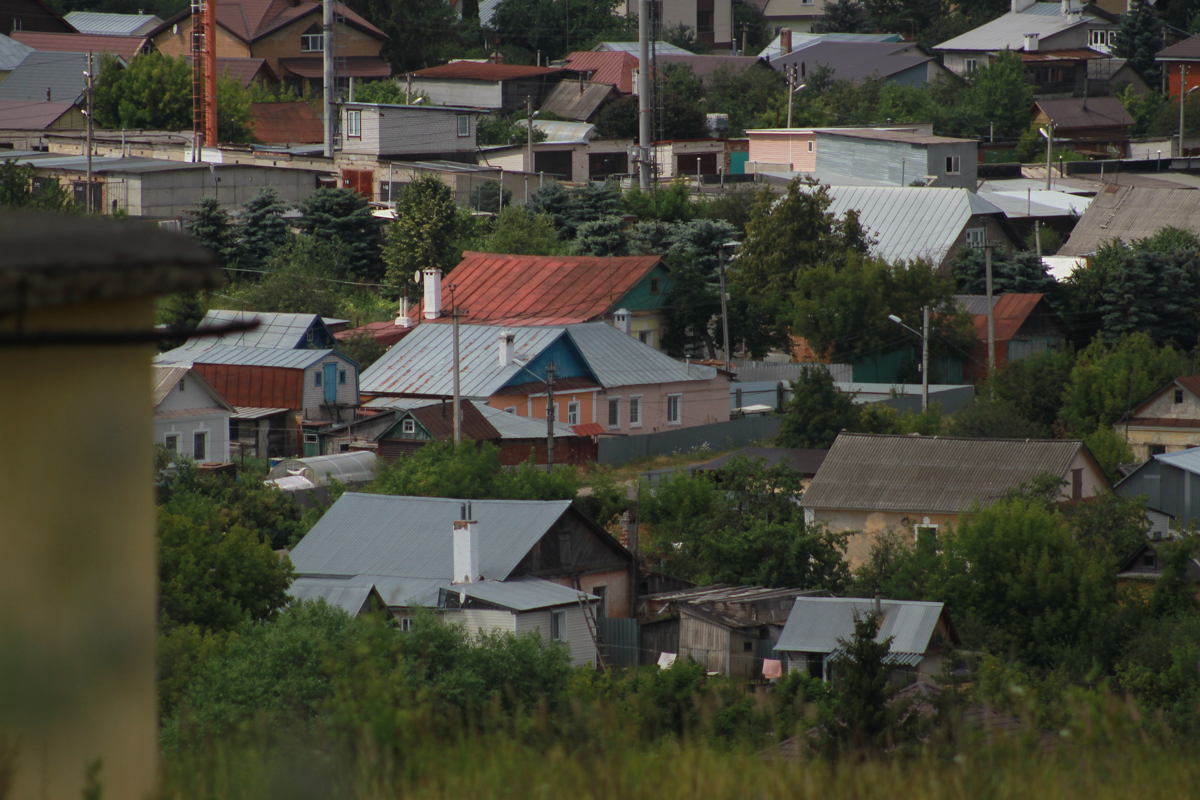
[152,364,233,464]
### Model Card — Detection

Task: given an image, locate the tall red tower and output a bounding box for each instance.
[190,0,218,150]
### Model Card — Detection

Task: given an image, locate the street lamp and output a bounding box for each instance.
[718,241,740,373]
[887,312,929,411]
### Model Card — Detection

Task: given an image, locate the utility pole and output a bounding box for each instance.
[1034,221,1042,257]
[718,244,733,372]
[637,0,651,190]
[786,64,795,128]
[526,94,534,173]
[450,285,465,444]
[546,360,556,473]
[85,51,93,214]
[1044,123,1053,190]
[921,305,929,412]
[1181,63,1188,157]
[985,244,996,380]
[323,0,335,159]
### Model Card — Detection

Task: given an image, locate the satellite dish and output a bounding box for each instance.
[413,270,422,284]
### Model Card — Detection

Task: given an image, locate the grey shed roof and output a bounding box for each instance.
[775,596,951,655]
[0,33,34,71]
[800,433,1088,513]
[445,575,595,611]
[934,2,1105,52]
[155,344,337,369]
[0,51,90,103]
[1058,186,1200,257]
[823,187,1004,266]
[180,310,331,350]
[288,493,574,581]
[476,403,574,438]
[64,11,162,35]
[289,577,382,616]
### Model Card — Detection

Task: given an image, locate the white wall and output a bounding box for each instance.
[442,609,517,633]
[154,411,231,464]
[516,604,597,668]
[408,79,503,108]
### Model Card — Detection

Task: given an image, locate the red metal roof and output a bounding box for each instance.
[192,363,304,410]
[13,31,147,60]
[251,100,323,143]
[564,51,638,94]
[419,251,664,325]
[570,422,606,436]
[411,62,567,81]
[335,320,415,347]
[969,293,1044,342]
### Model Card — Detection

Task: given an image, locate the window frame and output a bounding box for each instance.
[401,418,416,434]
[550,609,567,641]
[1175,388,1185,404]
[649,277,660,294]
[666,393,682,425]
[193,430,207,462]
[400,617,415,631]
[300,29,324,52]
[945,155,961,175]
[457,115,470,137]
[913,523,938,541]
[339,369,347,385]
[314,370,323,387]
[964,58,978,74]
[567,401,580,426]
[629,395,642,428]
[965,227,986,248]
[638,329,653,347]
[607,396,621,428]
[345,108,361,138]
[807,140,814,152]
[178,378,186,391]
[165,433,180,456]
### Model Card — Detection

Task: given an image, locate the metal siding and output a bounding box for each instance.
[444,609,516,633]
[340,105,476,157]
[515,609,549,635]
[597,617,640,668]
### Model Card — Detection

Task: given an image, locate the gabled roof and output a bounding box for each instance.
[1157,32,1200,61]
[0,32,34,71]
[1058,186,1200,257]
[151,364,233,410]
[1123,376,1200,424]
[63,11,162,36]
[288,492,576,580]
[183,310,334,350]
[769,41,933,84]
[12,31,147,60]
[0,98,77,129]
[404,399,503,442]
[250,99,322,143]
[476,403,575,438]
[935,2,1110,52]
[756,30,902,59]
[0,50,89,103]
[445,575,595,611]
[411,62,567,81]
[149,0,385,44]
[289,577,385,616]
[954,293,1056,341]
[775,596,957,654]
[1116,541,1200,582]
[421,252,664,325]
[823,187,1006,265]
[194,56,276,88]
[563,50,638,93]
[538,81,617,121]
[800,432,1098,513]
[155,343,339,369]
[1033,96,1132,130]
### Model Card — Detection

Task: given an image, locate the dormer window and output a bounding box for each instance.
[300,24,323,52]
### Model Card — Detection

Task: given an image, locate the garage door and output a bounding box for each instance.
[535,150,574,181]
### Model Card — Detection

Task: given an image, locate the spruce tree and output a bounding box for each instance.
[186,196,236,267]
[1112,3,1165,87]
[298,187,384,282]
[237,187,292,275]
[1100,249,1200,347]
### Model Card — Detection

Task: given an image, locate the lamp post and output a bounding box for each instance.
[718,241,740,372]
[888,311,928,411]
[1038,124,1053,190]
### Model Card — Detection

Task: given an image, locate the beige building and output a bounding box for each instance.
[1116,376,1200,461]
[801,433,1111,566]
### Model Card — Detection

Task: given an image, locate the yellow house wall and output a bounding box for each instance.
[252,17,382,77]
[0,298,158,800]
[1122,428,1200,461]
[812,510,962,568]
[153,17,252,59]
[628,311,667,351]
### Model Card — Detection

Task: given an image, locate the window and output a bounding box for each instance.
[11,17,20,31]
[964,58,978,74]
[550,610,566,640]
[629,396,642,427]
[667,394,681,425]
[1071,468,1083,500]
[649,277,660,294]
[345,109,361,138]
[1090,29,1115,47]
[568,401,580,425]
[504,406,517,414]
[914,523,938,542]
[945,155,961,174]
[638,330,653,347]
[807,140,814,152]
[400,617,415,631]
[593,586,607,617]
[558,532,573,565]
[965,228,985,248]
[402,419,416,434]
[457,115,469,137]
[193,431,207,461]
[307,329,314,344]
[304,433,319,444]
[608,397,621,427]
[1150,444,1167,456]
[300,24,323,52]
[697,9,714,30]
[165,434,180,455]
[339,369,347,384]
[178,378,186,392]
[1143,553,1157,567]
[1175,388,1185,404]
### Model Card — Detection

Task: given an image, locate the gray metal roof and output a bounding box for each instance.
[756,31,901,58]
[180,310,327,350]
[267,451,377,485]
[823,187,1003,266]
[350,574,444,606]
[800,432,1086,512]
[154,343,336,369]
[1058,186,1200,257]
[289,577,379,616]
[476,403,574,438]
[1154,448,1200,474]
[594,40,693,55]
[288,493,574,580]
[567,322,718,386]
[769,42,934,84]
[775,596,947,655]
[953,294,999,315]
[446,575,595,611]
[976,188,1091,219]
[934,3,1107,52]
[0,33,33,71]
[0,51,89,103]
[64,11,162,35]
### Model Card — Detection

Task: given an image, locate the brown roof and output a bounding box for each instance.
[563,51,638,93]
[1125,417,1200,429]
[12,30,147,60]
[150,0,385,44]
[411,62,568,81]
[1020,48,1105,62]
[1059,186,1200,256]
[278,55,390,79]
[657,54,765,84]
[197,57,275,87]
[0,98,76,129]
[250,100,323,143]
[539,80,619,121]
[1158,33,1200,61]
[417,251,665,326]
[409,400,501,442]
[1033,96,1133,130]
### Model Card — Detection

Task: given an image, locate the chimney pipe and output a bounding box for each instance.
[1024,32,1039,51]
[396,296,413,327]
[874,586,882,617]
[780,27,792,56]
[422,267,443,319]
[498,330,515,367]
[613,308,632,335]
[453,516,480,584]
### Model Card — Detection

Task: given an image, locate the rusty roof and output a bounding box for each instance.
[12,31,147,60]
[957,293,1047,342]
[419,251,664,325]
[407,399,501,442]
[251,100,323,143]
[564,50,638,93]
[411,62,567,81]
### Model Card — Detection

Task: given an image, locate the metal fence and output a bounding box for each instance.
[597,416,783,467]
[597,617,641,669]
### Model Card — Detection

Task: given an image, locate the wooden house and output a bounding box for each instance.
[1116,541,1200,602]
[1031,96,1133,156]
[955,293,1069,384]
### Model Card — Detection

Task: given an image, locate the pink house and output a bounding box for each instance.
[746,128,817,172]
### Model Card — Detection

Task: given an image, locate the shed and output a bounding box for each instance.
[1032,96,1132,155]
[1115,448,1200,528]
[954,293,1068,383]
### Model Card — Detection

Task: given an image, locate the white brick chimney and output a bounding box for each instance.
[452,504,479,584]
[1024,32,1039,51]
[422,268,442,319]
[498,330,515,366]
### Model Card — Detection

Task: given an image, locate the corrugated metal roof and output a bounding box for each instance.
[476,403,575,438]
[1033,96,1132,130]
[447,575,594,611]
[1155,448,1200,474]
[976,188,1090,218]
[1058,186,1200,256]
[12,31,147,61]
[567,322,718,386]
[775,596,947,654]
[63,11,162,35]
[0,51,88,103]
[594,40,694,54]
[289,577,378,615]
[155,343,335,368]
[288,493,573,580]
[152,365,190,406]
[527,118,596,142]
[231,406,291,419]
[819,127,973,146]
[563,51,638,93]
[421,251,663,326]
[955,293,1048,341]
[268,451,377,485]
[0,33,33,71]
[756,31,900,59]
[412,62,567,81]
[800,432,1086,512]
[935,3,1105,51]
[182,310,330,350]
[769,42,932,84]
[823,187,1002,266]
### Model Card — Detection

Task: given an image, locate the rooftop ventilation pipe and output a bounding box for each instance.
[498,330,515,366]
[422,268,442,319]
[453,502,479,584]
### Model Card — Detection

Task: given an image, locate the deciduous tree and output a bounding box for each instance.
[384,175,464,294]
[777,365,859,448]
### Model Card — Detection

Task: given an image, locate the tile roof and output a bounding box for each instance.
[288,492,575,580]
[192,56,275,88]
[822,186,1003,266]
[563,51,638,93]
[250,100,323,143]
[411,62,567,81]
[0,33,34,71]
[0,51,88,103]
[775,596,953,655]
[769,41,932,84]
[63,11,162,36]
[1157,32,1200,60]
[801,433,1091,512]
[277,55,390,79]
[1034,96,1132,130]
[1058,186,1200,256]
[955,293,1046,341]
[155,343,336,368]
[934,2,1107,52]
[421,252,664,325]
[182,310,332,350]
[0,98,76,129]
[13,31,146,61]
